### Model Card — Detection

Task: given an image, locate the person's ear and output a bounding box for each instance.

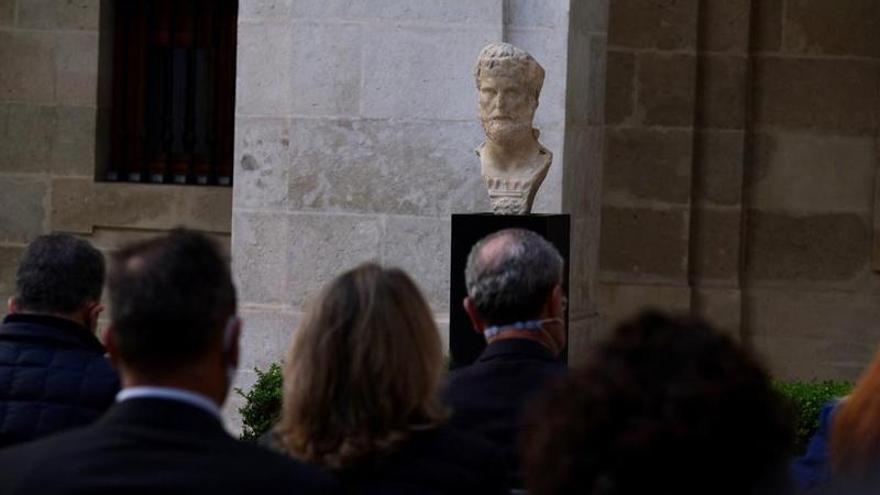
[544,284,564,318]
[224,317,241,368]
[85,302,105,333]
[463,297,486,334]
[104,325,121,368]
[6,297,19,315]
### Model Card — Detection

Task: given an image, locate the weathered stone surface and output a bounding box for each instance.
[695,130,743,206]
[0,103,55,173]
[568,214,601,317]
[637,53,696,127]
[747,211,869,283]
[382,215,451,312]
[179,188,232,233]
[506,28,567,127]
[239,0,293,19]
[236,21,292,116]
[18,0,99,30]
[599,206,689,281]
[506,0,566,28]
[691,207,740,281]
[51,105,95,175]
[751,133,875,214]
[239,307,297,371]
[234,117,290,210]
[55,32,98,105]
[784,0,880,58]
[0,246,23,296]
[598,282,691,337]
[755,0,783,51]
[698,55,747,129]
[747,288,880,380]
[291,0,502,24]
[603,128,692,206]
[567,314,601,367]
[702,0,750,53]
[290,22,361,116]
[562,125,603,214]
[604,50,635,125]
[754,57,878,135]
[232,211,289,305]
[287,118,487,216]
[569,0,610,34]
[361,24,497,121]
[0,31,56,102]
[0,176,48,243]
[608,0,697,50]
[90,183,181,231]
[286,213,382,307]
[693,287,740,339]
[50,177,94,233]
[0,0,14,26]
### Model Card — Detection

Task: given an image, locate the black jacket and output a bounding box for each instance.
[340,424,509,495]
[0,397,341,494]
[0,313,120,447]
[443,338,567,487]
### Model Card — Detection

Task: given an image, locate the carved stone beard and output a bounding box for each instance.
[482,118,534,147]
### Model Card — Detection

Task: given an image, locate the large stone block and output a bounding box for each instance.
[784,0,880,58]
[55,32,98,105]
[506,0,566,29]
[179,188,233,234]
[239,306,297,371]
[0,103,56,173]
[637,53,696,127]
[239,0,292,19]
[50,177,94,233]
[51,105,95,176]
[569,0,610,34]
[0,0,13,26]
[562,125,603,214]
[694,130,743,206]
[18,0,99,30]
[0,176,48,243]
[291,0,502,25]
[232,211,289,305]
[361,24,497,121]
[693,287,740,339]
[0,31,56,102]
[290,22,361,116]
[0,246,23,296]
[751,133,875,215]
[747,288,880,380]
[286,118,487,216]
[90,183,181,231]
[608,0,697,50]
[286,213,382,307]
[755,0,783,52]
[754,57,878,135]
[691,207,740,281]
[597,282,691,338]
[603,128,692,206]
[604,50,635,125]
[567,314,601,367]
[235,21,292,116]
[233,117,290,210]
[747,211,869,284]
[599,206,689,281]
[698,55,747,129]
[702,0,749,53]
[382,215,451,312]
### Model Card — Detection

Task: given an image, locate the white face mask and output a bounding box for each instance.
[222,316,239,388]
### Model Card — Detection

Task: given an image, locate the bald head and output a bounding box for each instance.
[464,229,563,326]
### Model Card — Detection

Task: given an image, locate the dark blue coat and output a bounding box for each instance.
[0,313,120,447]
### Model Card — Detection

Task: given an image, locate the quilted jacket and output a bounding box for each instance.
[0,313,120,447]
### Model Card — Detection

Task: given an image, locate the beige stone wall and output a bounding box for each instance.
[0,1,231,313]
[599,0,880,381]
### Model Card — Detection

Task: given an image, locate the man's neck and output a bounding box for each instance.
[122,372,226,408]
[481,136,543,174]
[487,329,559,356]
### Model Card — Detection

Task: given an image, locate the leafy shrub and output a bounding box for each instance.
[236,363,854,452]
[236,363,283,441]
[774,380,852,454]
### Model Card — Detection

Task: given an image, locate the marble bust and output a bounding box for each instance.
[475,42,551,215]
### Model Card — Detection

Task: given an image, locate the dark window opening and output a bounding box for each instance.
[98,0,238,186]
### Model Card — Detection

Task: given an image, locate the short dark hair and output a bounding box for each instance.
[108,229,236,374]
[465,228,563,325]
[522,311,794,495]
[15,233,105,314]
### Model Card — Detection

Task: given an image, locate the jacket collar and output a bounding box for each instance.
[0,313,106,353]
[99,397,227,436]
[477,337,559,363]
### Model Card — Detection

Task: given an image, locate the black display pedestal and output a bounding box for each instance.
[448,213,571,369]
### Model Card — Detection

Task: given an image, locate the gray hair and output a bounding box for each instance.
[465,228,563,325]
[474,42,545,99]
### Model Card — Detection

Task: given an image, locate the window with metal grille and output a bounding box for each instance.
[98,0,237,186]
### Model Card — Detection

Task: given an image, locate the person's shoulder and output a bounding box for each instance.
[412,424,506,471]
[231,440,341,493]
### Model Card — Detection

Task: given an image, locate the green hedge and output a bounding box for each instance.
[237,364,852,453]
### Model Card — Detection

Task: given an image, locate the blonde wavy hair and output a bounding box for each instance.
[277,263,447,470]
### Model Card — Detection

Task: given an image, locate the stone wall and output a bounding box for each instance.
[231,0,608,426]
[599,0,880,380]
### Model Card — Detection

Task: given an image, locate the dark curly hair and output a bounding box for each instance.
[521,311,793,495]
